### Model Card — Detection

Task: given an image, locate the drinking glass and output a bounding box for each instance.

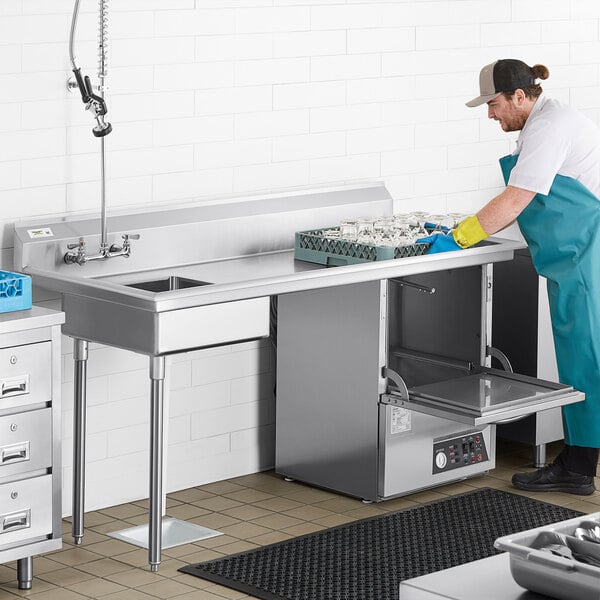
[447,212,466,228]
[322,228,341,240]
[427,214,453,232]
[409,211,429,237]
[392,215,414,244]
[340,219,357,241]
[356,218,375,243]
[373,217,395,246]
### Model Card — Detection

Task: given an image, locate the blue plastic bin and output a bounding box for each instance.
[0,271,32,313]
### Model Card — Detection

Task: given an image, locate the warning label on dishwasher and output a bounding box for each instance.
[390,407,411,434]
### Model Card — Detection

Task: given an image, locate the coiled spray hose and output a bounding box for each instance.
[69,0,112,138]
[98,0,109,93]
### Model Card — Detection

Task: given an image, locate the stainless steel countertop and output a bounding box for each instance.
[15,182,525,314]
[0,306,64,334]
[26,238,524,313]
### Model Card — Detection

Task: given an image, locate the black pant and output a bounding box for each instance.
[556,444,599,476]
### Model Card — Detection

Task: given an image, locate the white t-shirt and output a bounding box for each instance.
[508,93,600,198]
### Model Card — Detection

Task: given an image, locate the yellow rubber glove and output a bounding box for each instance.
[452,215,488,249]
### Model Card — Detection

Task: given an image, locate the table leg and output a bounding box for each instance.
[72,338,88,545]
[16,557,32,590]
[534,443,547,468]
[149,356,165,572]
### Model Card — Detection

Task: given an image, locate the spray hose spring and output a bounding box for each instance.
[98,0,109,89]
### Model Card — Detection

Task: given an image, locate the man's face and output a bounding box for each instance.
[487,93,527,132]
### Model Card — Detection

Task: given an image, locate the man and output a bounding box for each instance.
[425,59,600,495]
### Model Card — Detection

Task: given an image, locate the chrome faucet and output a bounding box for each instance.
[64,233,140,265]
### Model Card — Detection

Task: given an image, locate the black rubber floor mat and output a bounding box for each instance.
[179,487,582,600]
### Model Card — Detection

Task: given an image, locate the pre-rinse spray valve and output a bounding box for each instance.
[72,67,112,137]
[66,0,123,265]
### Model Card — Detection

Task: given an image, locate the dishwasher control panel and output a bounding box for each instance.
[432,431,489,474]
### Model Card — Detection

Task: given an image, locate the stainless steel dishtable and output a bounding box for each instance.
[14,182,531,571]
[12,183,392,570]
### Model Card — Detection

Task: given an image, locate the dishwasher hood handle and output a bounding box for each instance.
[487,346,514,373]
[382,367,409,401]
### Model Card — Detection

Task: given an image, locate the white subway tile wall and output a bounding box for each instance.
[3,1,600,513]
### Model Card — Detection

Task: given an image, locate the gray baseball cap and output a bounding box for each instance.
[466,59,536,107]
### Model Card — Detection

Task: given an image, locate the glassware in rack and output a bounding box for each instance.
[427,214,453,231]
[392,215,416,244]
[408,211,429,237]
[322,228,341,240]
[447,212,466,228]
[340,219,357,240]
[356,218,375,243]
[331,211,465,246]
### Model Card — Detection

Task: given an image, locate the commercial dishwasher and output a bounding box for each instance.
[275,261,583,501]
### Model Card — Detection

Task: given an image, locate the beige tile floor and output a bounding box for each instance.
[1,439,599,599]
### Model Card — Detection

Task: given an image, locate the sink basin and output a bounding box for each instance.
[126,276,211,292]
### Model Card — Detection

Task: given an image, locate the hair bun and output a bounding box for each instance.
[532,64,549,80]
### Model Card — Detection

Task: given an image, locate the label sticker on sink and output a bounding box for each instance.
[27,227,53,239]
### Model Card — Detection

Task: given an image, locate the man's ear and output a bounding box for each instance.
[513,88,527,106]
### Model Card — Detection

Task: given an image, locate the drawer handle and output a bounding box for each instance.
[0,442,30,465]
[1,510,31,534]
[0,376,29,399]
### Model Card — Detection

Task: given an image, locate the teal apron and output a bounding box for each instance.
[500,154,600,447]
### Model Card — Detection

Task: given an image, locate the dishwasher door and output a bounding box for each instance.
[383,367,584,427]
[385,266,584,428]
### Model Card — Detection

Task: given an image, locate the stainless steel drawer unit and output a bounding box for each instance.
[0,307,64,590]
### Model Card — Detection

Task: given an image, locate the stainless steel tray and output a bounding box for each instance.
[410,369,571,415]
[385,368,585,427]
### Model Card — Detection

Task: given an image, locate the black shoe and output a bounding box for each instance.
[511,462,596,495]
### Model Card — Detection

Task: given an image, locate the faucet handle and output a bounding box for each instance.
[64,238,87,265]
[117,233,140,258]
[66,238,85,250]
